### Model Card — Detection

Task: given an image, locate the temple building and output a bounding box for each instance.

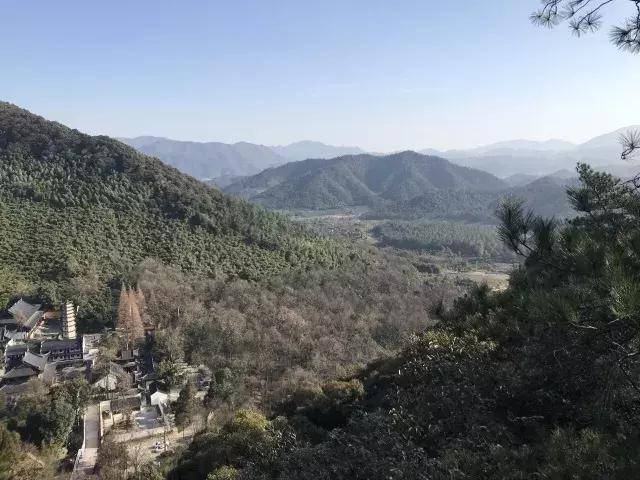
[0,299,45,339]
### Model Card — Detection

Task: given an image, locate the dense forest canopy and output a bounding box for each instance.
[0,102,356,326]
[372,220,516,260]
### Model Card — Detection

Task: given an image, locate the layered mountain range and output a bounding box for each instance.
[427,127,640,177]
[121,126,639,180]
[119,137,364,179]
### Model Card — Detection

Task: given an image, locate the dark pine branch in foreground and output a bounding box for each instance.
[532,1,639,161]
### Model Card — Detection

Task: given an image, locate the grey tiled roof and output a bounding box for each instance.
[23,311,44,330]
[9,299,41,320]
[0,382,30,396]
[2,366,38,380]
[22,351,48,371]
[4,330,27,341]
[110,395,142,411]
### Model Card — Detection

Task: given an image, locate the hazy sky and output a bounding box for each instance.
[1,0,638,151]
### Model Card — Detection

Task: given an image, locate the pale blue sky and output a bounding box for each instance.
[1,0,638,151]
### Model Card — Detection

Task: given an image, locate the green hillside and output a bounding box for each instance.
[368,176,574,222]
[0,102,352,325]
[224,151,508,209]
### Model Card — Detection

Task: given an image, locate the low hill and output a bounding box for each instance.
[503,173,540,187]
[510,175,577,217]
[0,102,351,325]
[224,151,508,210]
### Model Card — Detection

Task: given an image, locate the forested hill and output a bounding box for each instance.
[224,151,508,209]
[0,102,351,324]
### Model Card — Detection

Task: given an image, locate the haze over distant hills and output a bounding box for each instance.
[224,151,507,208]
[271,140,365,162]
[119,137,366,179]
[118,136,286,179]
[121,126,639,181]
[424,126,640,177]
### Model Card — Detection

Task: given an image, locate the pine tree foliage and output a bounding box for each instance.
[175,381,198,429]
[532,0,640,54]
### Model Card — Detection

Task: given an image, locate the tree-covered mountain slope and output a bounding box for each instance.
[224,151,508,210]
[365,174,575,222]
[0,102,352,323]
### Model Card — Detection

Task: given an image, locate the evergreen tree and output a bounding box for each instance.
[96,438,129,480]
[174,380,198,429]
[205,368,237,411]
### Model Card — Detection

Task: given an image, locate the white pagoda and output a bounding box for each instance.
[61,301,77,340]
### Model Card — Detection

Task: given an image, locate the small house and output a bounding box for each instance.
[148,382,169,406]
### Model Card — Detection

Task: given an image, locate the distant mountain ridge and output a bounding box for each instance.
[271,140,365,161]
[422,126,640,176]
[369,174,577,222]
[121,126,638,180]
[119,137,367,179]
[118,136,287,179]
